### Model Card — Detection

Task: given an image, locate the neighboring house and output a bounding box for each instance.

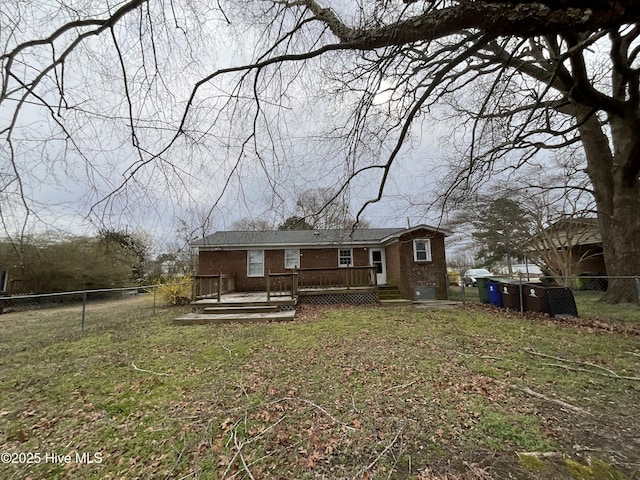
[527,217,606,276]
[190,225,452,301]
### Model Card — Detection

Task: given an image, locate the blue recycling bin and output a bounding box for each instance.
[486,280,503,307]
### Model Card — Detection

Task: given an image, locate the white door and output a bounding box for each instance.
[369,248,387,285]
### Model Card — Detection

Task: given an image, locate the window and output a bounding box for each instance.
[338,248,353,267]
[247,250,264,277]
[284,249,300,269]
[413,239,432,262]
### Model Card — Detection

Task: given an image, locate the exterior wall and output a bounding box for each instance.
[299,247,369,268]
[395,229,448,300]
[196,229,449,299]
[384,242,401,286]
[198,246,373,291]
[572,245,606,274]
[545,244,606,276]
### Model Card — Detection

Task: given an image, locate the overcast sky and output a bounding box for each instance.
[1,1,463,252]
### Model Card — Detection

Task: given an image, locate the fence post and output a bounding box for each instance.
[518,275,524,315]
[218,272,222,302]
[153,286,157,316]
[460,268,466,304]
[81,291,87,330]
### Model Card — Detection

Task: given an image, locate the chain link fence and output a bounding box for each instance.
[0,284,189,330]
[449,273,640,322]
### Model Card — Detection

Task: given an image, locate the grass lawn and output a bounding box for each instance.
[1,296,639,479]
[450,285,640,326]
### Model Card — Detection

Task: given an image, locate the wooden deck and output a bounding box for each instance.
[173,292,297,325]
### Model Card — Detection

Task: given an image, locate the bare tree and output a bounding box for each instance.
[449,153,599,281]
[291,187,368,230]
[504,156,600,283]
[231,218,275,231]
[2,1,640,300]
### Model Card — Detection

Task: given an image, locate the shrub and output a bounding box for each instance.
[154,277,192,305]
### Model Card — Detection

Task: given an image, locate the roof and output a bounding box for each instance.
[526,217,601,251]
[191,225,451,249]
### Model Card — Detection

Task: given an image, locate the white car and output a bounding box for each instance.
[463,268,493,287]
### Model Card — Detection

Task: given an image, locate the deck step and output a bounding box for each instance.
[378,285,403,300]
[173,310,295,325]
[202,305,278,314]
[191,299,296,308]
[379,299,413,306]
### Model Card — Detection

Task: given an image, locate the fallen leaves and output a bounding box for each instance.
[2,302,638,479]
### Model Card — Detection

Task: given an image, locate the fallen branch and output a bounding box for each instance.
[131,361,170,376]
[383,381,416,393]
[541,362,640,382]
[265,397,356,431]
[233,427,255,480]
[223,414,286,480]
[351,394,361,414]
[524,348,618,375]
[353,425,404,480]
[457,352,505,361]
[524,348,640,382]
[500,382,593,416]
[249,415,287,443]
[221,419,245,479]
[516,451,564,459]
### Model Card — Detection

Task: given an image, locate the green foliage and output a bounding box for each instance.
[0,231,149,294]
[518,454,546,471]
[98,228,150,282]
[154,277,192,305]
[565,458,627,480]
[472,197,532,267]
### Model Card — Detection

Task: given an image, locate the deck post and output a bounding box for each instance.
[293,272,298,297]
[267,270,271,302]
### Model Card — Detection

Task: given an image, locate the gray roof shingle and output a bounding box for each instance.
[191,225,450,249]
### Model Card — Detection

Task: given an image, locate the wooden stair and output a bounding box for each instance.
[378,284,404,300]
[173,297,296,325]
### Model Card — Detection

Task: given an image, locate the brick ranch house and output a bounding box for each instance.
[190,225,452,302]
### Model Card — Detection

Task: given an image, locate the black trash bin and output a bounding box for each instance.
[523,283,550,314]
[546,287,578,318]
[499,281,523,311]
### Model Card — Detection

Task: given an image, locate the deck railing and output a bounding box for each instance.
[192,273,235,300]
[266,271,298,302]
[296,266,377,291]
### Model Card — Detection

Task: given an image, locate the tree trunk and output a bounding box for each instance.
[578,109,640,303]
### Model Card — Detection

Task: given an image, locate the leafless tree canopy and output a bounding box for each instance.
[2,1,640,286]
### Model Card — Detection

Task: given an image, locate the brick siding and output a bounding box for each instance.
[197,228,449,299]
[395,229,448,300]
